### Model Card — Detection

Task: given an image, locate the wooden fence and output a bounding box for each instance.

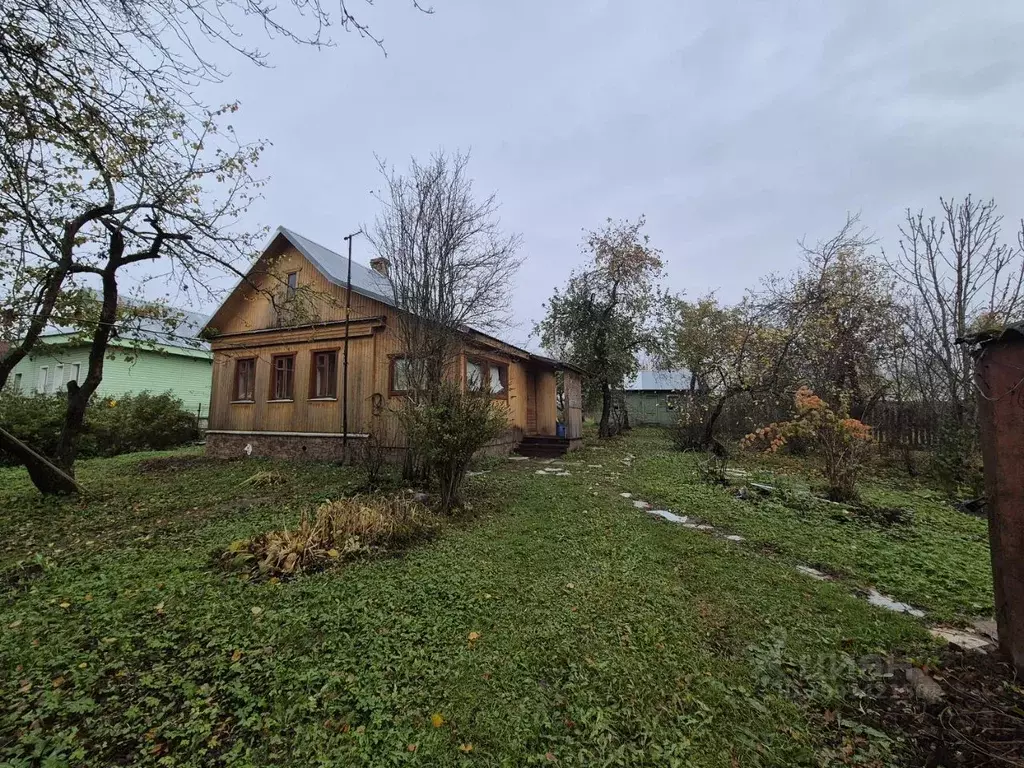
[864,402,945,449]
[675,393,949,452]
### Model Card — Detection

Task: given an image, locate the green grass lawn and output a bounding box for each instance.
[614,428,992,624]
[0,430,985,767]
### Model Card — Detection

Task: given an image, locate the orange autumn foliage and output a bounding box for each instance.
[743,386,872,500]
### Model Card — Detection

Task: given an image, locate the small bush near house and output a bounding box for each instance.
[399,382,509,513]
[743,386,872,501]
[0,390,198,464]
[221,495,434,577]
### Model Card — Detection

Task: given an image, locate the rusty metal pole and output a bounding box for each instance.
[973,332,1024,674]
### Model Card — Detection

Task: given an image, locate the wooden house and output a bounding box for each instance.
[202,227,584,460]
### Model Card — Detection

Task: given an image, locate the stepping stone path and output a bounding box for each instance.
[929,626,994,651]
[866,589,926,618]
[611,480,998,654]
[795,565,830,581]
[649,510,688,524]
[534,465,570,477]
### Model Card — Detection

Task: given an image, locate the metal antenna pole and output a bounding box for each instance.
[341,230,362,460]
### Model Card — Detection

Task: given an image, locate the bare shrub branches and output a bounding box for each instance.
[891,196,1024,423]
[368,149,522,393]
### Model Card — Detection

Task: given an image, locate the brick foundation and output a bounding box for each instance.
[206,432,358,462]
[205,428,522,463]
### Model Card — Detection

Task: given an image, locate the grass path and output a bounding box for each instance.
[0,435,968,767]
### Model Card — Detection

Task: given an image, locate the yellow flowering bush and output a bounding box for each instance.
[743,386,872,501]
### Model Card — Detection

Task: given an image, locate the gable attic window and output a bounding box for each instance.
[466,357,508,399]
[234,358,255,401]
[286,271,298,300]
[270,354,296,401]
[310,350,338,399]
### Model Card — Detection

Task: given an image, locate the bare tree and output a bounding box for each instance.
[890,196,1024,428]
[366,150,521,507]
[368,150,523,396]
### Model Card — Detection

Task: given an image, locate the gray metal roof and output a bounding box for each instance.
[278,227,394,307]
[624,370,693,391]
[213,226,585,370]
[45,308,211,352]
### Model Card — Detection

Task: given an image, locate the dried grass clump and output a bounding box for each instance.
[239,470,288,489]
[221,495,434,577]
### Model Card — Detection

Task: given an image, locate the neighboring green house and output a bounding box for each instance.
[7,311,212,415]
[623,370,693,426]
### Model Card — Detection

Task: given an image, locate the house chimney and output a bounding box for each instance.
[370,257,390,277]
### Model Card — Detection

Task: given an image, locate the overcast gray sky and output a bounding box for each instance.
[168,0,1024,350]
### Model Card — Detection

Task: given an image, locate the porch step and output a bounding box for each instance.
[516,435,570,458]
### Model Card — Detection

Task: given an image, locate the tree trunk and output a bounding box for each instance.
[702,393,731,448]
[54,381,90,470]
[598,380,613,437]
[619,391,631,431]
[0,427,82,495]
[53,265,121,470]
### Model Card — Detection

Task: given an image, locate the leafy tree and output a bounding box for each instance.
[0,6,265,492]
[658,293,741,394]
[766,215,900,419]
[537,217,663,437]
[0,0,427,493]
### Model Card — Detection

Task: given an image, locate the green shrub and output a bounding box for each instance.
[0,391,67,460]
[0,390,198,464]
[399,382,509,513]
[930,420,984,499]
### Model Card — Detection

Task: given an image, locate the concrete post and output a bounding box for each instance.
[974,336,1024,674]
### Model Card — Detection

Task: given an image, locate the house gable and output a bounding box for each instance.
[205,230,392,337]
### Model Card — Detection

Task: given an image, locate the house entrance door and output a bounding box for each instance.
[525,369,537,435]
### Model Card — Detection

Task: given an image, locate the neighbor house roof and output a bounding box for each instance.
[40,308,211,356]
[624,370,692,391]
